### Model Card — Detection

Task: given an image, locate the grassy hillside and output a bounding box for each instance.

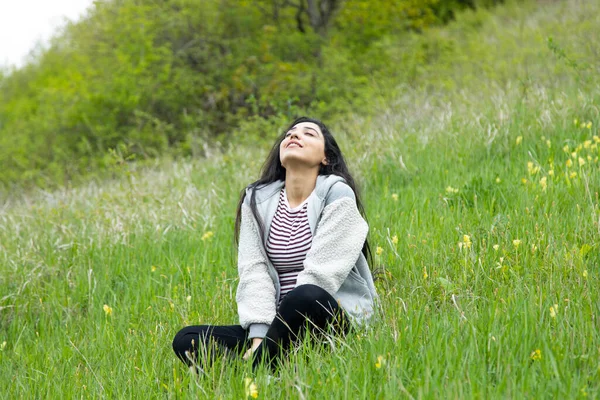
[1,0,599,398]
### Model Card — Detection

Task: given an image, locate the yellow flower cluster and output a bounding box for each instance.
[574,118,593,130]
[530,349,542,361]
[527,162,540,175]
[244,378,258,399]
[375,355,385,369]
[103,304,113,316]
[201,231,214,241]
[458,235,472,250]
[539,176,547,192]
[524,132,598,191]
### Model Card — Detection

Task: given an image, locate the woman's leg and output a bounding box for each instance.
[172,325,248,369]
[252,284,349,369]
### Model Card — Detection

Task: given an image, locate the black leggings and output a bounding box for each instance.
[172,284,349,370]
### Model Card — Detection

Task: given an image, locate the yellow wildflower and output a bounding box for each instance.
[521,178,528,185]
[546,140,551,148]
[459,235,472,250]
[580,122,586,129]
[495,177,501,183]
[578,157,586,166]
[493,244,500,251]
[445,186,459,194]
[583,270,588,278]
[586,121,592,129]
[516,136,523,145]
[583,140,592,149]
[549,304,558,319]
[392,235,398,245]
[376,247,383,256]
[573,118,578,126]
[423,267,428,280]
[563,144,570,153]
[375,355,384,369]
[548,169,554,176]
[186,295,192,303]
[201,231,214,241]
[530,349,542,361]
[512,239,521,248]
[570,171,577,179]
[594,135,600,143]
[566,159,573,168]
[391,193,399,201]
[244,378,258,399]
[151,266,157,272]
[103,304,113,316]
[539,176,547,192]
[463,235,472,248]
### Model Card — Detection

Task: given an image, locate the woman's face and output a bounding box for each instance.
[279,122,328,169]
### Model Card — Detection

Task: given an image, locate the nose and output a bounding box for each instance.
[290,132,299,140]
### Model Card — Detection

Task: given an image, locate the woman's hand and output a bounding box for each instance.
[242,338,263,360]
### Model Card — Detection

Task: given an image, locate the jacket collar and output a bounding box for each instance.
[251,174,346,204]
[251,174,346,239]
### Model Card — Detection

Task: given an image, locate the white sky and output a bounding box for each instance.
[0,0,94,68]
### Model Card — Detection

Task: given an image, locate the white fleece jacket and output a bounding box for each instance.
[236,175,377,339]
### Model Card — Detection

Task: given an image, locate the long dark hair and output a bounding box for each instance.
[234,116,372,267]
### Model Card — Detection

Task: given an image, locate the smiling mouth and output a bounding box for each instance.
[287,142,302,148]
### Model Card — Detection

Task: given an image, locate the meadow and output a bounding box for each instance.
[1,0,599,398]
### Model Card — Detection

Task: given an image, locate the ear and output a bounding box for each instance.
[322,158,329,166]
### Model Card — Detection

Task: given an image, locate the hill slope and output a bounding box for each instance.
[1,0,599,398]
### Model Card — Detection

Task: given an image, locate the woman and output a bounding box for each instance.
[172,117,377,371]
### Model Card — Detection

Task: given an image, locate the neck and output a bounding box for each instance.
[284,167,319,208]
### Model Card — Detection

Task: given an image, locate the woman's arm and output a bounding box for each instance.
[236,201,277,339]
[296,194,369,294]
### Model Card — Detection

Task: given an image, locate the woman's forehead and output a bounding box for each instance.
[290,122,322,135]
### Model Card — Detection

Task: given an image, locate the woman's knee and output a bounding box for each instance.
[284,284,335,308]
[172,326,207,358]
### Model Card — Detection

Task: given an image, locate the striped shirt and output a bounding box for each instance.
[266,188,313,303]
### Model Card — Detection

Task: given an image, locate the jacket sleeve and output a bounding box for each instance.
[236,200,277,338]
[295,191,369,295]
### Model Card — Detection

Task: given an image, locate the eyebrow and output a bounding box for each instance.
[306,127,320,135]
[289,126,321,136]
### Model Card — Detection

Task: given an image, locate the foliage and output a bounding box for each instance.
[0,0,512,190]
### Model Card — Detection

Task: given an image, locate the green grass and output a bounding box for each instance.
[1,0,599,398]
